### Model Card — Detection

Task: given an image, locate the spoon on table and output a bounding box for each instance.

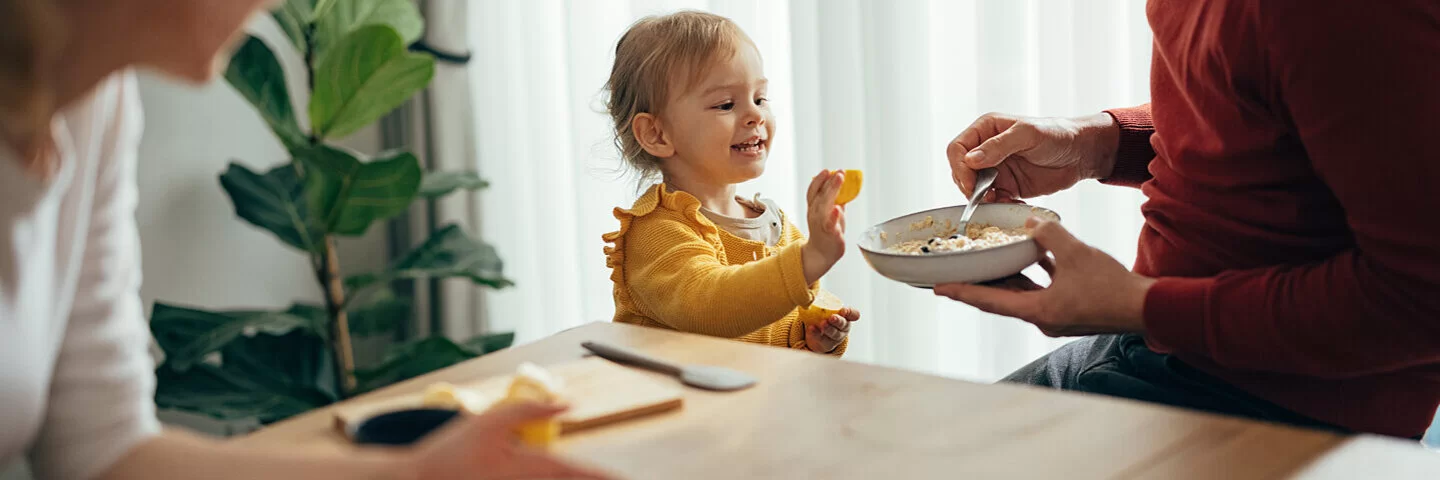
[957,167,1000,234]
[581,341,757,392]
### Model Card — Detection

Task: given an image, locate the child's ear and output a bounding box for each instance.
[632,113,675,159]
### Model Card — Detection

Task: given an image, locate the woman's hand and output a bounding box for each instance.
[407,402,612,480]
[947,112,1121,202]
[933,218,1156,337]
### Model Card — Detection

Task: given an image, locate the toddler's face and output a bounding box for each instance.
[661,45,775,185]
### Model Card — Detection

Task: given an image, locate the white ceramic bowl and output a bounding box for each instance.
[858,204,1061,288]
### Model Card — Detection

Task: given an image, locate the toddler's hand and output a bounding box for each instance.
[802,170,846,283]
[806,307,859,353]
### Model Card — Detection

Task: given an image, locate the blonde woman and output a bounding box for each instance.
[0,0,606,478]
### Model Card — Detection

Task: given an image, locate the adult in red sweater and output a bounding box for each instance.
[938,0,1439,439]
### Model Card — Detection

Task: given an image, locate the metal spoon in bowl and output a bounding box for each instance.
[581,341,757,391]
[958,167,1000,234]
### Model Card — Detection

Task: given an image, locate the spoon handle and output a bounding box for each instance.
[581,341,684,376]
[960,167,1000,226]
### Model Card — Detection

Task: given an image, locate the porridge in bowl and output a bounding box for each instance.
[859,203,1059,287]
[885,216,1030,254]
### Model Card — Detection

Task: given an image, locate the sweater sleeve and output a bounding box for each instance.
[1143,1,1440,378]
[624,212,816,338]
[1099,104,1156,188]
[29,72,162,480]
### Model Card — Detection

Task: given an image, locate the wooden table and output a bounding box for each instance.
[238,322,1440,479]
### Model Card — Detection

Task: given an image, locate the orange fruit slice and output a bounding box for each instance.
[421,382,487,413]
[494,363,565,448]
[802,290,845,327]
[834,169,863,206]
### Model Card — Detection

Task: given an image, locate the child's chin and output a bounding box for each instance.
[737,161,767,181]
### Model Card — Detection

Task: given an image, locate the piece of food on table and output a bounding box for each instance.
[835,169,863,206]
[492,362,566,448]
[420,382,490,413]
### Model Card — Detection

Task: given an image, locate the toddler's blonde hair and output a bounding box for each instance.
[604,11,753,185]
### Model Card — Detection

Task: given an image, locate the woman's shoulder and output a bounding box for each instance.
[1,70,139,212]
[61,69,141,144]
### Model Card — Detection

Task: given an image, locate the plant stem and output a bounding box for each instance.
[303,21,356,397]
[320,235,357,395]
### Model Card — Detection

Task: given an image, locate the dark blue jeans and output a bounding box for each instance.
[1003,334,1345,433]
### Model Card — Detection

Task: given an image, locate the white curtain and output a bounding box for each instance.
[450,0,1152,382]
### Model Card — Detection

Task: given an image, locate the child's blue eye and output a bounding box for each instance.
[716,102,735,111]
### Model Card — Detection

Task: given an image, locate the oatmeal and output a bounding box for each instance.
[887,221,1028,254]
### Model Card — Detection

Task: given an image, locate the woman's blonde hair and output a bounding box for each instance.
[0,0,62,176]
[604,11,752,186]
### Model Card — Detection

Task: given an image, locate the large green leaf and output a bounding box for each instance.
[312,0,423,64]
[391,225,513,288]
[463,332,516,355]
[271,0,314,55]
[351,332,512,393]
[346,287,410,337]
[224,36,307,150]
[352,336,476,393]
[153,304,339,423]
[219,329,338,405]
[309,25,434,140]
[285,303,328,324]
[346,224,513,292]
[219,162,321,253]
[312,0,338,28]
[299,145,422,236]
[294,290,409,339]
[150,302,323,371]
[344,272,380,292]
[155,362,329,424]
[418,172,489,199]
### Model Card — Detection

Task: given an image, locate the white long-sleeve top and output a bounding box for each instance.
[0,71,161,479]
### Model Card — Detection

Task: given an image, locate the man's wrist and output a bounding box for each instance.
[1075,112,1121,180]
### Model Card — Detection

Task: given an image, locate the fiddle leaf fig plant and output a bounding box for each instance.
[151,0,514,425]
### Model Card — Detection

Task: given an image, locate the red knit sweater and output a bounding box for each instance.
[1103,0,1440,437]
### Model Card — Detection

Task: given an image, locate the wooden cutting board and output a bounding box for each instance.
[333,357,684,435]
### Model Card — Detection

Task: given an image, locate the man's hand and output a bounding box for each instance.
[933,218,1156,337]
[947,112,1121,202]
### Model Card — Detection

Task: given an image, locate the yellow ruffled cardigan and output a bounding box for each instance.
[604,184,847,355]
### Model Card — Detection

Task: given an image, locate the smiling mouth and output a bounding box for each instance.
[732,138,766,154]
